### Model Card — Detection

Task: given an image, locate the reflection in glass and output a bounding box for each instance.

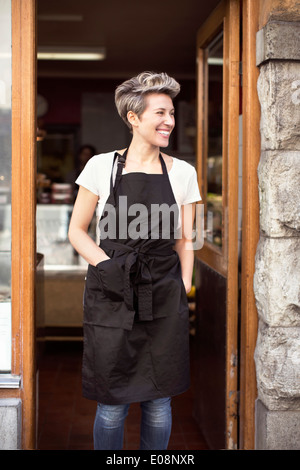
[0,0,12,302]
[205,31,223,248]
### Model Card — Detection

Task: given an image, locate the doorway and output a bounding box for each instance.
[5,0,261,451]
[193,0,241,449]
[35,0,221,450]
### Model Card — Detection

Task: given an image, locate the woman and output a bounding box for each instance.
[68,72,201,450]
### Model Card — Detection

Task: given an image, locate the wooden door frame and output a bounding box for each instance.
[5,0,260,450]
[196,0,260,449]
[196,0,240,449]
[11,0,37,449]
[239,0,260,449]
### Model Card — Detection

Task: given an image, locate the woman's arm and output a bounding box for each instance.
[68,186,110,266]
[174,203,196,293]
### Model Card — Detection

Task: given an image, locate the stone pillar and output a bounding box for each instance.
[254,21,300,449]
[0,399,22,449]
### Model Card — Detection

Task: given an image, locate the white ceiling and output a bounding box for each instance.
[37,0,220,79]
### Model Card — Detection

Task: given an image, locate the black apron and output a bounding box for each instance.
[82,149,190,404]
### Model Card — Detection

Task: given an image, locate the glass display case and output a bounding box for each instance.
[36,204,77,267]
[36,203,96,338]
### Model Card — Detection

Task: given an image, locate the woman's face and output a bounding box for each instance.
[131,93,175,148]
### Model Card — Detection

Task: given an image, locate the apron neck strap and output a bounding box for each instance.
[107,149,128,206]
[159,153,168,176]
[108,149,168,206]
[115,149,167,176]
[114,148,128,189]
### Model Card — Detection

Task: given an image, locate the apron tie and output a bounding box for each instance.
[100,240,175,322]
[124,249,153,321]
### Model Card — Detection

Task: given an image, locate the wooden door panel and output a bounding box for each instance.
[194,0,240,449]
[11,0,37,449]
[193,259,227,449]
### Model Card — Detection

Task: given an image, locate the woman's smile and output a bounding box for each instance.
[157,128,171,138]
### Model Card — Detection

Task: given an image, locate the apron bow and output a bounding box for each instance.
[100,240,175,323]
[124,248,153,321]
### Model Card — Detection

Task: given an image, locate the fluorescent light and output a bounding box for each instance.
[37,47,106,61]
[38,52,105,61]
[208,58,223,66]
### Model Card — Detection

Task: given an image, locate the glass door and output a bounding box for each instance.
[204,31,223,250]
[193,0,240,449]
[11,0,36,449]
[0,0,12,374]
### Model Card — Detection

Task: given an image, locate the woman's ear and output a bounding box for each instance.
[127,110,139,128]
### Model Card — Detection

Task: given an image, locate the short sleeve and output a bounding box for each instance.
[75,156,100,196]
[182,167,202,205]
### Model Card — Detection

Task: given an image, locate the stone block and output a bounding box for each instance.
[254,236,300,327]
[255,399,300,450]
[257,61,300,151]
[0,398,22,449]
[254,322,300,411]
[256,21,300,65]
[258,150,300,237]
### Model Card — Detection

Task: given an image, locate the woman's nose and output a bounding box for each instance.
[164,114,175,126]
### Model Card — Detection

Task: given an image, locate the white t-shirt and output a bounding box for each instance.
[75,151,201,238]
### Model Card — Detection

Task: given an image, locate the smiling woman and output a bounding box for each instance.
[68,71,202,451]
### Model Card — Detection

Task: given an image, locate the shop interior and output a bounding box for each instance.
[35,0,221,450]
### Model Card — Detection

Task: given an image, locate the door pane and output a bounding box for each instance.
[206,31,223,248]
[0,0,12,371]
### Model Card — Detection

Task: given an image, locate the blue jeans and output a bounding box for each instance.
[93,397,172,450]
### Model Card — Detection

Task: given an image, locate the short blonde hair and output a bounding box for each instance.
[115,71,180,131]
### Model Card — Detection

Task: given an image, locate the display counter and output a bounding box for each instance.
[36,204,90,340]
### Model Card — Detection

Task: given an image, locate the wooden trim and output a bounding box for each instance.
[11,1,21,381]
[196,1,227,274]
[196,1,226,49]
[196,47,204,191]
[224,0,240,450]
[11,0,37,450]
[239,0,260,450]
[196,243,227,276]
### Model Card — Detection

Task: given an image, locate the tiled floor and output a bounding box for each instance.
[37,341,209,450]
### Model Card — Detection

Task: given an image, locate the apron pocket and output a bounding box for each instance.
[96,258,124,301]
[88,302,135,331]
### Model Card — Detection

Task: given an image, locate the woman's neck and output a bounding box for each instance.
[127,138,160,165]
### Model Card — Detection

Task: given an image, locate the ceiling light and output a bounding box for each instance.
[37,46,106,61]
[208,58,223,66]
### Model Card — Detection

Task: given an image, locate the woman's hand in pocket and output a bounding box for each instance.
[93,254,110,266]
[96,258,124,301]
